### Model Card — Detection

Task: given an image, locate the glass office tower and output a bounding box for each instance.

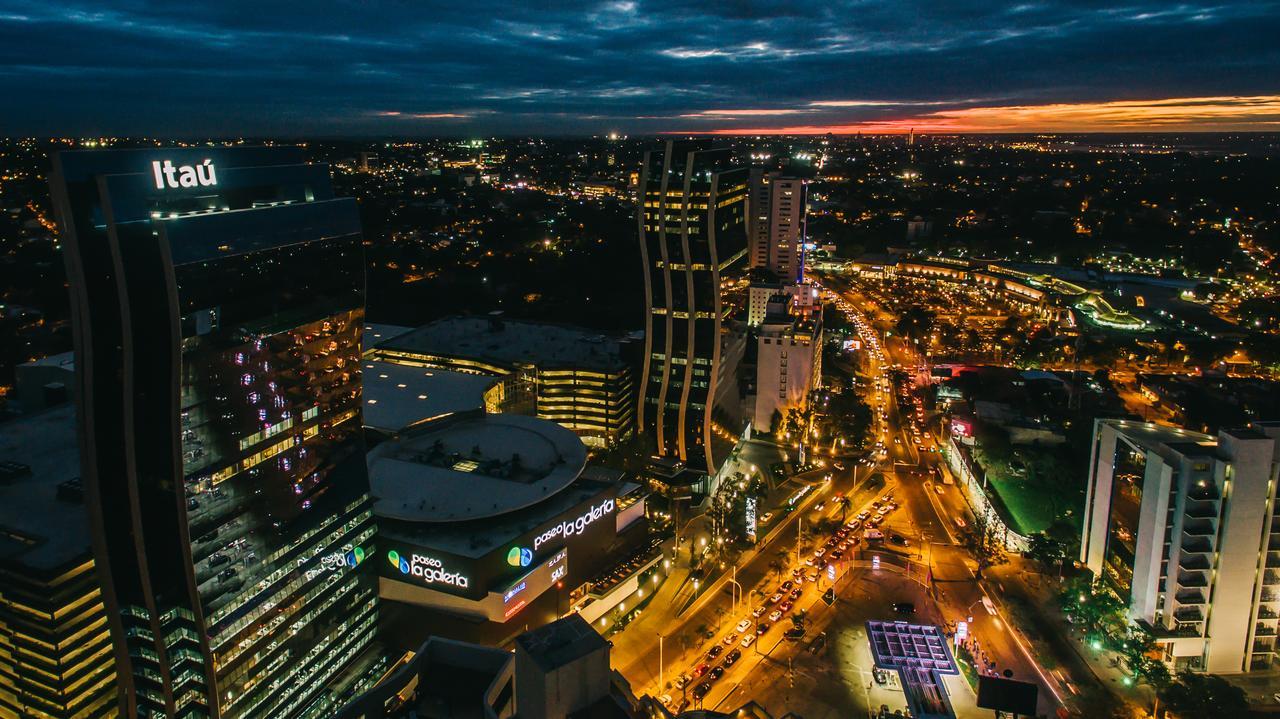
[49,148,381,718]
[637,141,748,474]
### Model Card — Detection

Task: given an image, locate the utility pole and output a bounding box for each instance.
[658,634,664,689]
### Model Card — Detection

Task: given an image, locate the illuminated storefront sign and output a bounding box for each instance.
[950,418,972,438]
[152,159,218,189]
[533,499,615,550]
[502,549,568,620]
[507,546,533,567]
[745,497,758,542]
[387,549,470,589]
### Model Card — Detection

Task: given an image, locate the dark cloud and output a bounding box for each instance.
[0,0,1277,135]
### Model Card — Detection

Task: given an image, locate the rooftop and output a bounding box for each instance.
[516,613,608,674]
[380,315,628,372]
[0,404,91,571]
[368,411,588,523]
[378,476,612,559]
[363,322,414,354]
[362,359,498,433]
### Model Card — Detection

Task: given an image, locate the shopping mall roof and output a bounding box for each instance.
[362,359,498,433]
[368,411,589,523]
[0,404,91,571]
[379,315,628,372]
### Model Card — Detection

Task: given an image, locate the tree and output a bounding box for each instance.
[1158,671,1248,718]
[1025,532,1068,575]
[895,305,935,345]
[958,511,1007,579]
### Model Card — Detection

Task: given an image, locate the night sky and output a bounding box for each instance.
[3,0,1279,136]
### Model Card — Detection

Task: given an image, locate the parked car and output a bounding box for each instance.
[723,632,738,645]
[724,648,741,666]
[741,633,757,648]
[692,663,710,678]
[736,618,753,634]
[708,666,725,681]
[768,609,783,622]
[692,683,711,700]
[757,622,771,635]
[768,593,783,604]
[752,606,766,618]
[706,645,723,660]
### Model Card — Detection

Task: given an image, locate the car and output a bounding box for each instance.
[834,461,846,470]
[857,511,870,521]
[838,540,851,551]
[816,559,828,570]
[780,580,793,591]
[814,548,826,557]
[217,568,237,582]
[724,648,741,666]
[693,663,710,678]
[781,600,795,613]
[692,682,711,700]
[814,502,826,513]
[955,517,968,529]
[790,587,802,600]
[760,512,773,524]
[768,609,783,622]
[889,534,906,546]
[706,645,723,660]
[935,484,946,495]
[709,665,725,681]
[736,618,753,634]
[741,633,757,648]
[208,553,230,566]
[892,602,916,615]
[723,632,739,645]
[830,549,843,559]
[804,556,816,566]
[757,622,771,635]
[674,673,692,690]
[784,627,806,640]
[806,569,820,582]
[752,606,766,618]
[769,592,783,604]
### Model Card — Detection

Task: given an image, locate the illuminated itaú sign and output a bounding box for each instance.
[152,159,217,189]
[533,499,615,550]
[387,549,470,589]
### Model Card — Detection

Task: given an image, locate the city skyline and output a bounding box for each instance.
[2,0,1279,136]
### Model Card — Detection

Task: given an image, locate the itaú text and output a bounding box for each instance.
[152,159,217,189]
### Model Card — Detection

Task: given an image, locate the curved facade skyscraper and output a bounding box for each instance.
[50,148,381,718]
[636,141,748,475]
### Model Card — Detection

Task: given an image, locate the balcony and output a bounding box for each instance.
[1179,553,1211,571]
[1263,591,1280,604]
[1182,538,1213,554]
[1260,606,1279,620]
[1184,500,1218,519]
[1182,520,1216,537]
[1178,572,1209,588]
[1175,589,1206,605]
[1174,607,1205,623]
[1266,571,1280,587]
[1266,552,1280,569]
[1256,623,1278,637]
[1188,484,1220,502]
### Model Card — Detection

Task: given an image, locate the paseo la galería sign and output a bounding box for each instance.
[533,498,615,550]
[387,549,469,589]
[152,159,218,189]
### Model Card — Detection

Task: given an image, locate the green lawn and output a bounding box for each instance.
[973,446,1084,536]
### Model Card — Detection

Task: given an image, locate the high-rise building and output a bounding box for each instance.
[637,141,749,474]
[747,170,808,284]
[1080,418,1280,673]
[50,148,382,718]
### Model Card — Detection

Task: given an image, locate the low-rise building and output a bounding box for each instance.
[0,405,116,719]
[370,315,636,448]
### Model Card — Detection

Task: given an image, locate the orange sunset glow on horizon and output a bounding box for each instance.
[677,95,1280,135]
